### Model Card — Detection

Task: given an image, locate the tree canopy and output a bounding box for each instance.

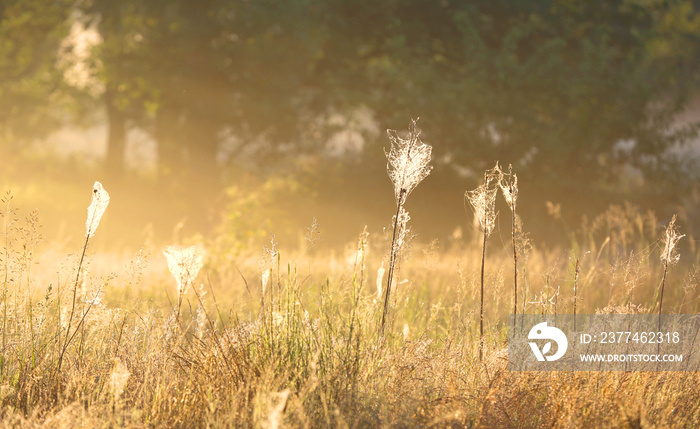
[0,0,73,149]
[2,0,700,202]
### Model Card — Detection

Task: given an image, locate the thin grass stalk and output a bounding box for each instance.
[1,196,10,375]
[348,231,365,360]
[1,245,7,376]
[22,239,37,370]
[479,228,486,361]
[27,294,35,370]
[176,287,185,323]
[58,182,109,375]
[656,260,670,356]
[57,234,89,374]
[346,277,360,368]
[658,214,683,331]
[381,190,405,337]
[499,164,520,330]
[190,280,239,383]
[277,252,282,314]
[511,205,518,329]
[55,275,60,379]
[468,167,498,361]
[658,260,668,332]
[574,257,580,331]
[58,280,104,375]
[381,119,431,337]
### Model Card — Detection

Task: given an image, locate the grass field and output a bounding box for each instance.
[0,180,699,428]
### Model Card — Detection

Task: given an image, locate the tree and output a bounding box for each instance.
[0,0,73,151]
[79,0,154,177]
[77,0,700,205]
[313,0,700,197]
[82,0,329,184]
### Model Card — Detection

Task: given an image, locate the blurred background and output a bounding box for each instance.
[2,0,700,252]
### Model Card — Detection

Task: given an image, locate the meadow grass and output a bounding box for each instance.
[0,187,698,428]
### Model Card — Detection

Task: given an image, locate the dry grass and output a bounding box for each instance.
[0,190,698,428]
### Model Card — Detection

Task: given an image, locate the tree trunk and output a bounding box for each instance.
[155,101,184,182]
[104,88,126,177]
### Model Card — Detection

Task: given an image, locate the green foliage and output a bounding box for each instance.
[3,0,700,208]
[0,0,73,147]
[76,0,700,183]
[210,176,301,260]
[325,0,700,189]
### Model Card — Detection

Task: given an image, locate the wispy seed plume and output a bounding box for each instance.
[86,181,109,238]
[497,164,518,210]
[380,118,432,336]
[661,214,684,266]
[466,166,500,237]
[57,181,110,374]
[163,245,204,303]
[386,118,433,204]
[658,214,684,331]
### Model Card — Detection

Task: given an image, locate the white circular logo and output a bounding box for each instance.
[528,322,568,361]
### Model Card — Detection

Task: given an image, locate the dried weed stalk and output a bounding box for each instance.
[57,182,109,374]
[658,214,684,330]
[467,164,499,361]
[380,119,432,337]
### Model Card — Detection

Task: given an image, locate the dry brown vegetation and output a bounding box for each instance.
[0,187,699,428]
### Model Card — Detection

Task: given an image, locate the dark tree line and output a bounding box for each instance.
[2,0,700,197]
[0,0,73,148]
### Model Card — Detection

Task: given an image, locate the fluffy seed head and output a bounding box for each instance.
[466,165,500,236]
[661,214,684,266]
[86,181,110,238]
[163,245,204,298]
[497,164,518,210]
[386,119,433,205]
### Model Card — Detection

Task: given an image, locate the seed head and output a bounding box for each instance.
[163,245,204,298]
[661,214,684,266]
[385,119,433,205]
[86,181,109,238]
[466,165,500,236]
[498,164,518,210]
